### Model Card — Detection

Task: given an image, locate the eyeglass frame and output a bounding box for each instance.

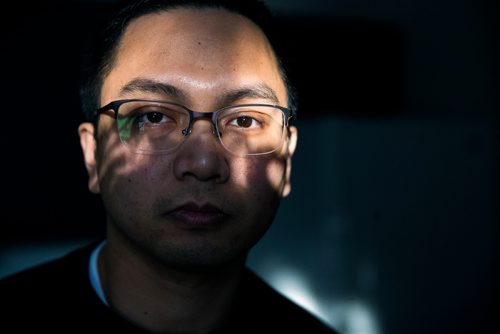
[94,99,296,155]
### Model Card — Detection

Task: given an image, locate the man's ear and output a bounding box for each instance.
[281,125,298,197]
[78,122,100,194]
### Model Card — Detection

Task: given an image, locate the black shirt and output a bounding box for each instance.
[0,240,338,333]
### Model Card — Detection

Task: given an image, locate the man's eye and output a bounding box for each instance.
[229,116,261,129]
[139,111,172,124]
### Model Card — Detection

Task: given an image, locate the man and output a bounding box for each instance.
[1,1,336,332]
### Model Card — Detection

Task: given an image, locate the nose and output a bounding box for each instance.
[173,120,229,183]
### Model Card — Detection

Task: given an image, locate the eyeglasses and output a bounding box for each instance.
[95,99,296,156]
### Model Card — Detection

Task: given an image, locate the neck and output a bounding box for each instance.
[98,232,246,333]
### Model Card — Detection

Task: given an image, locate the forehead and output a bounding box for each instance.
[101,8,286,106]
[124,7,268,50]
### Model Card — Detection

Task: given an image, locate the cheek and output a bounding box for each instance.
[95,131,169,213]
[232,156,286,200]
[266,158,287,192]
[100,155,167,195]
[96,125,168,184]
[228,157,285,246]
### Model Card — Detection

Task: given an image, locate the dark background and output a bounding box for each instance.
[1,1,498,333]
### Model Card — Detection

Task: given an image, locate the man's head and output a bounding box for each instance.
[78,0,298,271]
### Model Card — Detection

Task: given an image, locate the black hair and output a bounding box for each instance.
[79,0,297,122]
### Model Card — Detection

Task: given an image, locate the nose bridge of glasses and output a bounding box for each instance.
[182,110,219,136]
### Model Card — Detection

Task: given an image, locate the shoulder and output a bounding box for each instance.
[233,269,339,333]
[0,240,98,294]
[0,240,110,327]
[0,239,151,332]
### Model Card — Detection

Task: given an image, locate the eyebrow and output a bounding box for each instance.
[119,78,281,107]
[220,85,280,105]
[120,78,187,100]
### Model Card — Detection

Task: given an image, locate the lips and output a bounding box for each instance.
[166,202,228,227]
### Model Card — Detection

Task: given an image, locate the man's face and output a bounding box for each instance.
[79,8,297,269]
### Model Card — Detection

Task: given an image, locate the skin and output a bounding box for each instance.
[79,8,297,333]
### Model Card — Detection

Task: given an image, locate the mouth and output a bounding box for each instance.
[166,202,228,228]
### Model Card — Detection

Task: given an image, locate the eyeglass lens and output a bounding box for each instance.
[115,101,286,155]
